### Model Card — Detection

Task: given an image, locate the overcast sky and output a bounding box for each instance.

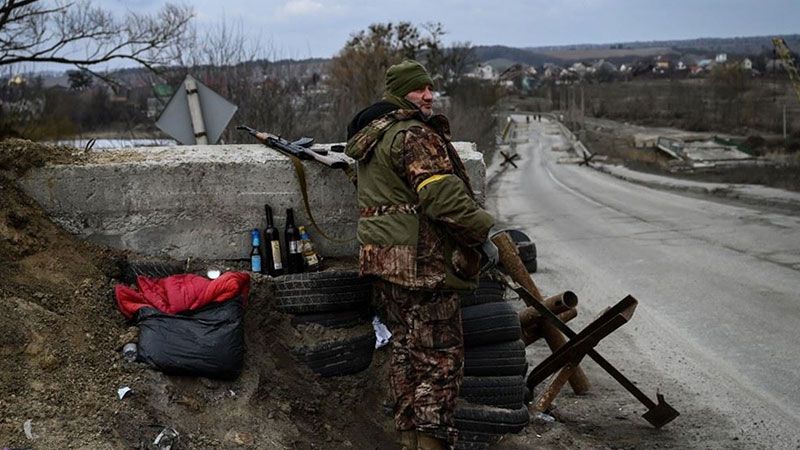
[98,0,797,63]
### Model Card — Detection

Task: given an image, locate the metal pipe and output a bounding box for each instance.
[542,324,592,395]
[519,291,578,328]
[522,308,578,345]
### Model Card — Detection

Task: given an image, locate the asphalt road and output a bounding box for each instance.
[486,115,800,448]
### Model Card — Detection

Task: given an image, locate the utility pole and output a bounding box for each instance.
[783,103,788,143]
[580,84,585,131]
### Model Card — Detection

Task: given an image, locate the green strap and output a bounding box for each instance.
[287,154,357,243]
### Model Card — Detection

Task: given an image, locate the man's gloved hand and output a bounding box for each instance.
[479,226,503,273]
[479,239,500,273]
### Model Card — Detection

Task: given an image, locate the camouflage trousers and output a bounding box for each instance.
[376,281,464,439]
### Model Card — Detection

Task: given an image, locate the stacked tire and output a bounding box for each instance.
[502,229,537,273]
[274,271,376,377]
[456,279,530,449]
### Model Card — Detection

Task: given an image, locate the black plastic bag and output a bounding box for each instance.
[135,296,244,380]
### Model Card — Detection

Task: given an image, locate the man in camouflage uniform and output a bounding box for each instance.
[345,60,495,450]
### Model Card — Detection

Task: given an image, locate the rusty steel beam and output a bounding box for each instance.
[541,322,591,395]
[532,361,580,413]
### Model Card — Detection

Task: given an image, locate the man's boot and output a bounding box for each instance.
[416,433,446,450]
[398,430,417,450]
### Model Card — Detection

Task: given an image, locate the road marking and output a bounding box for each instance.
[545,166,607,208]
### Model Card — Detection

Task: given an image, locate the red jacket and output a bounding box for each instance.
[115,272,250,320]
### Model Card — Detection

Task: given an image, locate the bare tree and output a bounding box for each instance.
[153,16,326,143]
[325,21,501,154]
[0,0,193,75]
[325,21,450,134]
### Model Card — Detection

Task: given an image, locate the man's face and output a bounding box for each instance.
[404,85,434,116]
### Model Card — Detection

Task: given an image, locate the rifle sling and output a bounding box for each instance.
[287,153,356,244]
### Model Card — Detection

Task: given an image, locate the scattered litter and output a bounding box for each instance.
[372,316,392,349]
[534,412,556,423]
[229,390,236,397]
[23,419,35,440]
[153,427,179,450]
[207,269,221,279]
[117,386,132,399]
[122,342,138,362]
[225,430,254,446]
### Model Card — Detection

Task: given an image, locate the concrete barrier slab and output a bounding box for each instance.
[19,142,487,260]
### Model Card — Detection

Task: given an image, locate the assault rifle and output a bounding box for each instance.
[236,124,356,243]
[236,125,351,170]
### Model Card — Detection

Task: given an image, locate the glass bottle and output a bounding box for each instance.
[263,204,283,276]
[250,228,263,273]
[298,226,321,271]
[284,208,304,274]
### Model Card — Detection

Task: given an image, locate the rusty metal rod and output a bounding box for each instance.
[492,232,591,395]
[542,323,591,395]
[519,291,578,328]
[532,362,578,413]
[522,308,578,345]
[492,232,545,302]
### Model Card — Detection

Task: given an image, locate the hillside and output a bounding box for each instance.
[472,34,800,67]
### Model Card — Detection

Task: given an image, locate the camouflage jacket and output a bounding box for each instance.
[345,109,494,291]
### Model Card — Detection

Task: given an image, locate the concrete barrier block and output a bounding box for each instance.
[19,142,487,261]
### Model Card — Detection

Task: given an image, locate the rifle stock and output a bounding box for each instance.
[237,125,350,169]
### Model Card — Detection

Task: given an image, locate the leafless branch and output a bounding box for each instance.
[0,0,194,71]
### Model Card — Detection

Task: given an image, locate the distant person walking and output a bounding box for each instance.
[345,60,496,449]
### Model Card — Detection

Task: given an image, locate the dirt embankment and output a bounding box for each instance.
[0,139,399,449]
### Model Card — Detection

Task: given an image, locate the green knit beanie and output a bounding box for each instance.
[385,60,434,98]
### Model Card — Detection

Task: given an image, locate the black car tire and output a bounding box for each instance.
[464,340,527,376]
[275,291,372,314]
[454,402,530,434]
[460,279,506,307]
[460,376,526,409]
[290,307,373,328]
[462,302,521,346]
[291,332,376,377]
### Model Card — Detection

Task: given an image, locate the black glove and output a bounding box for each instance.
[479,239,499,273]
[479,226,503,273]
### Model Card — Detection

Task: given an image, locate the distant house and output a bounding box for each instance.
[542,63,561,78]
[570,62,587,75]
[592,59,617,72]
[741,58,753,70]
[468,64,496,80]
[697,59,713,68]
[521,76,537,91]
[715,53,727,63]
[7,75,25,86]
[676,61,687,71]
[655,56,670,71]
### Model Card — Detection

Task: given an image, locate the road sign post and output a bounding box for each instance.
[155,75,237,145]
